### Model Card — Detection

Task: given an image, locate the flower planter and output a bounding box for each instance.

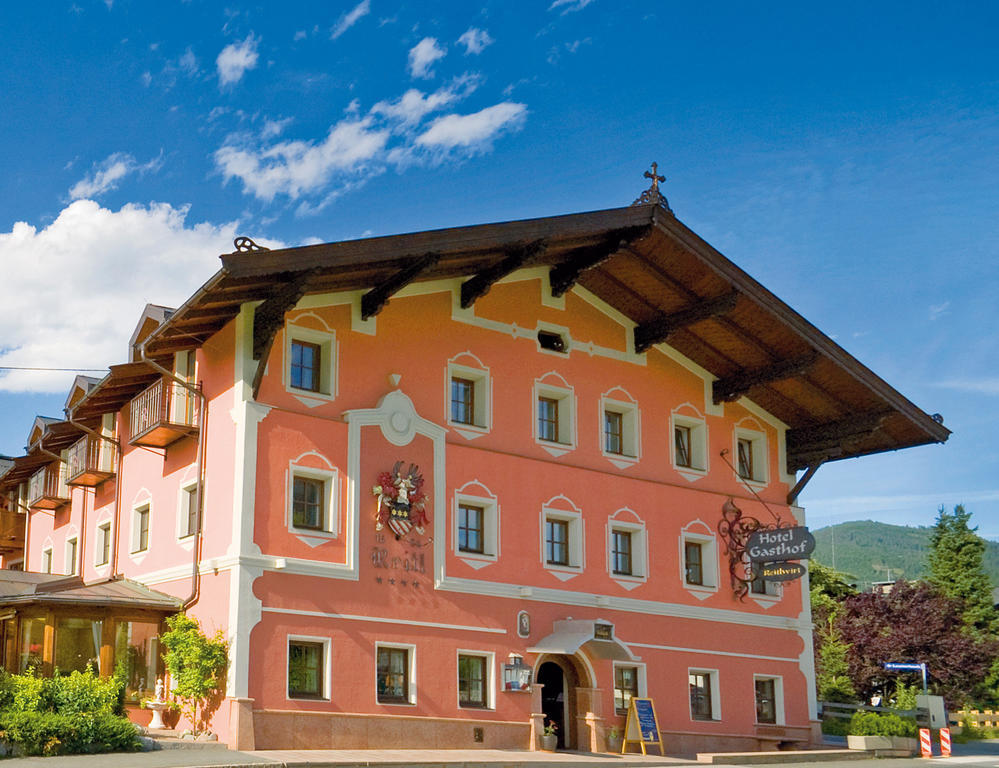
[848,734,917,754]
[540,733,558,751]
[607,735,623,753]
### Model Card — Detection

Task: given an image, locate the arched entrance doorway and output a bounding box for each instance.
[535,654,590,750]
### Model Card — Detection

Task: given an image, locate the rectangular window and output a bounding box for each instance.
[292,476,324,530]
[538,397,559,442]
[182,486,199,537]
[611,530,632,575]
[97,522,111,565]
[376,646,410,704]
[755,678,777,724]
[458,654,487,708]
[615,665,639,715]
[134,506,150,553]
[604,410,623,454]
[690,671,713,720]
[42,548,52,574]
[675,425,692,468]
[737,437,754,479]
[545,518,569,566]
[66,538,77,576]
[290,340,321,392]
[458,504,484,554]
[685,541,703,585]
[450,377,475,425]
[288,641,325,699]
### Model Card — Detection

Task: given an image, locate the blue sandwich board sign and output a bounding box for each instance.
[622,698,664,755]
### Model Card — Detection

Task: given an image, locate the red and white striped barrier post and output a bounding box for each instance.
[940,727,952,757]
[919,728,933,757]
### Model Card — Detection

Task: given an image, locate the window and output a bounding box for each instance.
[538,397,559,442]
[755,678,776,724]
[615,665,639,715]
[537,329,567,353]
[600,393,640,463]
[751,573,781,598]
[181,484,199,538]
[451,378,475,425]
[41,548,52,574]
[671,410,708,478]
[446,358,491,435]
[290,340,321,392]
[675,425,692,467]
[458,504,484,554]
[737,437,753,479]
[546,518,569,566]
[605,410,623,454]
[96,522,111,566]
[293,476,324,530]
[458,654,488,708]
[611,530,632,575]
[132,504,150,553]
[733,426,768,485]
[685,541,703,585]
[690,671,714,720]
[288,639,327,699]
[533,378,575,454]
[376,645,414,704]
[65,538,77,576]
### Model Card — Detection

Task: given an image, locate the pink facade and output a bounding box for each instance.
[1,202,947,754]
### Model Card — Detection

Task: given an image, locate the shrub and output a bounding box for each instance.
[48,668,123,716]
[848,710,917,737]
[160,613,228,735]
[0,711,140,756]
[6,671,50,714]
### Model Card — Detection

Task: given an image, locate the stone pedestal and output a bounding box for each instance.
[529,683,545,751]
[228,697,256,751]
[145,701,169,730]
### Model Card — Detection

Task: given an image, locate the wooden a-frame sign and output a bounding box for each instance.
[622,697,664,755]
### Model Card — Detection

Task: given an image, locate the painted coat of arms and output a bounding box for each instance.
[372,462,429,539]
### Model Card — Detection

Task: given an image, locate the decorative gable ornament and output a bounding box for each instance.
[373,462,429,539]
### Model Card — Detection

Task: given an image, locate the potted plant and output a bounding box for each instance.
[846,711,918,754]
[606,725,623,753]
[540,720,558,751]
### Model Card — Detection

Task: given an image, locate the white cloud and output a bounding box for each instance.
[457,27,493,55]
[141,71,152,87]
[370,75,479,127]
[332,0,370,39]
[293,30,307,41]
[178,47,198,75]
[408,37,446,79]
[68,152,163,200]
[261,117,294,139]
[549,0,595,13]
[216,34,259,87]
[215,118,389,201]
[934,379,999,396]
[929,300,950,321]
[0,200,248,393]
[417,102,526,150]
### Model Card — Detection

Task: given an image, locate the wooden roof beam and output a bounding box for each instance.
[633,291,738,354]
[785,411,891,471]
[712,351,819,404]
[549,237,627,298]
[361,253,441,320]
[460,241,545,308]
[250,270,317,398]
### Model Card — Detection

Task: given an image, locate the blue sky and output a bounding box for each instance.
[1,1,997,536]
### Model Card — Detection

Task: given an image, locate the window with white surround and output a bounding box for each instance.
[754,675,784,725]
[680,521,718,598]
[447,355,491,437]
[131,503,150,554]
[533,374,576,455]
[95,521,111,566]
[457,650,495,709]
[540,496,584,580]
[284,318,337,403]
[671,406,708,480]
[287,635,331,700]
[536,325,570,356]
[65,538,78,576]
[286,455,339,543]
[749,565,782,600]
[600,389,640,467]
[375,642,416,705]
[733,422,768,486]
[178,481,199,539]
[453,484,499,567]
[613,662,647,715]
[41,547,53,574]
[606,508,647,589]
[689,668,721,721]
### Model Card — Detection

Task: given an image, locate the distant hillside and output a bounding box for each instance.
[811,520,999,589]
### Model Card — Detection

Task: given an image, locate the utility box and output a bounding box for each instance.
[916,694,948,729]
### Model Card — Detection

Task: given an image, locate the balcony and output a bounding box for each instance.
[129,378,201,448]
[28,464,70,510]
[66,434,116,487]
[0,508,25,556]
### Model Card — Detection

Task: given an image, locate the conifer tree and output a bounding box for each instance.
[927,505,997,636]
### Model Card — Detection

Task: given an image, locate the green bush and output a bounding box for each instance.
[848,710,918,737]
[6,671,50,714]
[0,711,140,756]
[821,716,851,736]
[48,668,123,716]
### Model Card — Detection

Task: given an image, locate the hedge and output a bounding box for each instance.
[0,711,140,756]
[848,710,918,737]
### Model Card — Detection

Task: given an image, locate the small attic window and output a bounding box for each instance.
[538,330,567,354]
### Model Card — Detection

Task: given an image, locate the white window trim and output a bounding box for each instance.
[286,634,332,701]
[176,479,199,547]
[612,660,648,714]
[671,408,708,481]
[680,522,719,599]
[606,509,648,590]
[283,320,338,406]
[733,425,769,489]
[453,486,500,569]
[41,546,53,574]
[753,674,785,726]
[533,375,576,457]
[600,392,641,469]
[287,458,339,546]
[375,641,417,706]
[447,356,492,439]
[94,519,112,569]
[535,322,572,357]
[688,667,722,722]
[64,536,78,576]
[129,501,151,562]
[540,499,584,581]
[748,560,783,606]
[455,649,496,710]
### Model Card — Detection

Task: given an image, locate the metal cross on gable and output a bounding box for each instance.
[631,161,673,213]
[644,162,665,191]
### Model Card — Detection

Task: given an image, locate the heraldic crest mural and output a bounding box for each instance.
[372,461,429,539]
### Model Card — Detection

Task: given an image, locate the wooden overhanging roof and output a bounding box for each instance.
[135,203,947,474]
[0,419,85,487]
[0,573,181,611]
[69,362,161,423]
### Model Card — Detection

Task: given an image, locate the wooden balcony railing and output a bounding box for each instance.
[66,434,116,487]
[129,378,201,448]
[27,464,70,510]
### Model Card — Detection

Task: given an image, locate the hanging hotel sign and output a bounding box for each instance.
[746,526,815,563]
[372,462,429,539]
[755,562,807,581]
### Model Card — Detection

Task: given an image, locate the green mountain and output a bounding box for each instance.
[811,520,999,589]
